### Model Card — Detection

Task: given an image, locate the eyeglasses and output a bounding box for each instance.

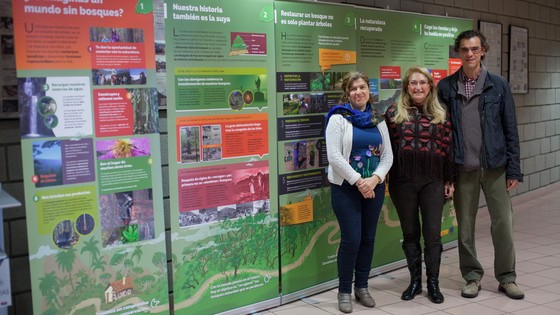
[408,81,429,87]
[459,46,482,54]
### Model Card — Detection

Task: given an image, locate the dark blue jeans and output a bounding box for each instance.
[331,181,385,293]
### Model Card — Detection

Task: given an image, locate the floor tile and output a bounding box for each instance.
[510,305,560,315]
[522,288,560,305]
[436,302,504,315]
[543,298,560,311]
[533,267,560,281]
[516,273,558,288]
[477,295,537,313]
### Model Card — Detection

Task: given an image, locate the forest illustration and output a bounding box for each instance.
[38,237,168,314]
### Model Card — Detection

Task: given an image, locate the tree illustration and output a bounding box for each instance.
[110,249,134,284]
[216,249,231,282]
[91,255,107,285]
[225,219,248,271]
[300,222,314,248]
[152,252,167,275]
[251,214,276,266]
[80,237,100,273]
[171,253,178,274]
[132,266,144,275]
[181,259,201,290]
[137,275,155,292]
[55,247,77,292]
[58,275,71,296]
[110,250,125,268]
[152,252,167,292]
[264,242,278,269]
[100,272,112,283]
[123,258,134,279]
[39,271,62,308]
[131,244,143,264]
[214,224,243,277]
[188,243,213,278]
[75,269,90,293]
[281,226,299,258]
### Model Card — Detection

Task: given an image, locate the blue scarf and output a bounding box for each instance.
[325,103,383,128]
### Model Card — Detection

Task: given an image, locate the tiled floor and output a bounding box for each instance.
[260,182,560,315]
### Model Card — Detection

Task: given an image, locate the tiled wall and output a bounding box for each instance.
[1,0,559,313]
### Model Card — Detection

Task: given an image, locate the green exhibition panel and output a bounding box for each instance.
[165,0,280,314]
[13,1,170,314]
[274,0,357,296]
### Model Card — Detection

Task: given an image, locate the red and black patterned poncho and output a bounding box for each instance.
[385,105,454,183]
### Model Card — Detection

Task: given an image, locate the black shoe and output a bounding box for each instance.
[427,278,444,304]
[401,280,422,300]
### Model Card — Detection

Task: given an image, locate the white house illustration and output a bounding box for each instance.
[104,277,133,304]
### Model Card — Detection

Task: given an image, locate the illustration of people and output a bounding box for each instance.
[299,98,309,114]
[255,76,261,91]
[249,176,255,195]
[256,172,264,194]
[296,142,307,169]
[100,33,110,42]
[110,70,120,85]
[139,71,147,84]
[110,28,120,42]
[95,71,105,85]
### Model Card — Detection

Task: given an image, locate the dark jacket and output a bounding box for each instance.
[437,70,523,182]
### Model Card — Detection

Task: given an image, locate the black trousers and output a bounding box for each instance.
[389,178,444,249]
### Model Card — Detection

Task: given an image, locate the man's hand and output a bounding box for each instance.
[506,179,519,191]
[444,182,455,199]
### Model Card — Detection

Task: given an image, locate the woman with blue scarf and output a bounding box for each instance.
[326,72,393,313]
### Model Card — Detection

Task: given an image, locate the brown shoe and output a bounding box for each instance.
[337,293,353,313]
[499,282,525,299]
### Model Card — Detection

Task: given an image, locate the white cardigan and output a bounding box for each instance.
[326,114,393,186]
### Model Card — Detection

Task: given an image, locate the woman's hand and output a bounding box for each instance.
[444,182,455,199]
[356,175,380,199]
